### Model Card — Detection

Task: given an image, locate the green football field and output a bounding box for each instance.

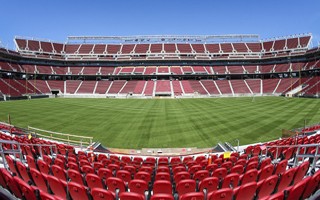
[0,97,319,149]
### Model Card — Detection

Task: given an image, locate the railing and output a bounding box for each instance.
[28,126,93,148]
[264,143,320,170]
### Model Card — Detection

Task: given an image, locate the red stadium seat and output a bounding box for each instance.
[193,170,209,182]
[258,164,274,181]
[129,179,149,195]
[68,169,85,185]
[86,173,104,189]
[153,180,172,194]
[199,177,219,193]
[207,188,233,200]
[47,175,68,199]
[233,182,257,200]
[274,159,288,175]
[5,155,19,175]
[276,167,297,192]
[124,165,137,175]
[13,176,38,200]
[15,161,31,182]
[256,175,278,199]
[30,168,48,192]
[68,181,91,200]
[82,165,95,174]
[285,176,310,200]
[240,169,258,185]
[259,157,272,170]
[245,161,259,171]
[221,173,240,189]
[230,165,244,175]
[188,165,202,176]
[54,158,65,169]
[292,161,309,184]
[51,164,67,181]
[221,161,233,171]
[116,169,132,183]
[151,193,174,200]
[0,168,8,188]
[37,159,51,174]
[135,171,151,183]
[26,155,37,169]
[91,188,115,200]
[260,191,284,200]
[157,166,170,173]
[98,168,113,180]
[173,166,187,175]
[106,177,126,195]
[302,170,320,199]
[2,169,23,199]
[155,172,171,181]
[176,179,196,196]
[68,161,80,171]
[119,192,145,200]
[206,164,218,173]
[40,190,56,200]
[179,192,205,200]
[174,171,191,183]
[212,168,227,180]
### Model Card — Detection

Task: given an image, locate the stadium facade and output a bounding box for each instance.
[0,34,319,99]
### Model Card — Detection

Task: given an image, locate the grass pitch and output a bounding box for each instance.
[0,97,319,149]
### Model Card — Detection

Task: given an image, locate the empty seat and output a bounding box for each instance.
[151,193,174,200]
[68,181,91,200]
[179,192,205,200]
[230,165,244,175]
[199,177,219,193]
[276,167,297,192]
[176,179,196,196]
[188,165,203,176]
[206,164,218,173]
[259,157,272,170]
[193,170,210,182]
[128,179,149,195]
[26,155,37,169]
[258,164,274,181]
[40,190,56,200]
[13,176,38,200]
[51,165,67,181]
[292,161,309,184]
[256,175,278,199]
[16,161,31,182]
[98,168,113,180]
[285,177,310,200]
[47,175,68,200]
[221,173,240,189]
[82,165,95,174]
[212,168,227,180]
[234,182,257,200]
[116,170,132,183]
[2,170,23,199]
[106,177,126,195]
[119,192,145,200]
[174,171,191,183]
[302,170,320,199]
[240,169,258,185]
[68,169,85,185]
[274,159,288,175]
[207,188,233,200]
[91,187,115,200]
[30,168,48,192]
[155,172,171,181]
[135,171,151,183]
[86,173,104,189]
[153,180,172,194]
[37,159,51,174]
[5,155,19,175]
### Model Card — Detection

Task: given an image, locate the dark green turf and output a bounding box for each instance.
[0,97,319,148]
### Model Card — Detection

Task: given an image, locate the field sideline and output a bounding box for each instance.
[0,97,319,149]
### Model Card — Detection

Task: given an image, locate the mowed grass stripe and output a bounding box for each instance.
[0,97,319,148]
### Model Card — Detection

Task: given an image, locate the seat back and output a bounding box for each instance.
[212,168,227,180]
[234,182,257,200]
[68,169,84,185]
[176,179,196,195]
[241,169,258,185]
[302,170,320,199]
[119,192,145,200]
[106,177,126,194]
[276,167,297,192]
[47,175,68,199]
[153,180,172,194]
[51,164,67,180]
[116,170,132,183]
[221,173,240,189]
[274,159,288,175]
[68,181,90,200]
[292,161,309,184]
[179,192,205,200]
[199,177,219,193]
[286,177,310,200]
[13,176,38,200]
[150,193,174,200]
[208,188,233,200]
[30,168,48,192]
[98,168,113,180]
[129,179,149,195]
[37,159,51,174]
[256,175,278,199]
[16,161,31,182]
[258,164,274,181]
[86,173,104,189]
[91,187,115,200]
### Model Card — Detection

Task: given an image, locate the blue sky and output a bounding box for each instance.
[1,0,319,49]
